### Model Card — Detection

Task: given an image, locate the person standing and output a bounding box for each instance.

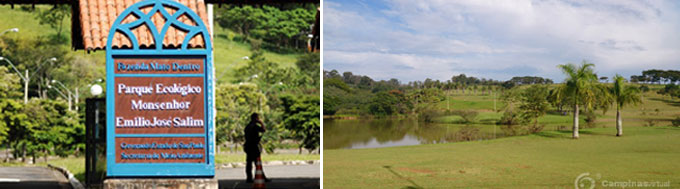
[244,113,271,183]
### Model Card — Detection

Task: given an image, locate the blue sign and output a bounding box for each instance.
[106,0,214,177]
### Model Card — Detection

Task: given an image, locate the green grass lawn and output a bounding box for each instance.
[215,153,320,164]
[324,126,680,188]
[438,92,505,111]
[325,87,680,188]
[436,87,680,128]
[212,26,301,83]
[0,6,70,41]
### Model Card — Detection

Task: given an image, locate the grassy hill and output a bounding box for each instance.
[434,84,678,128]
[0,5,302,83]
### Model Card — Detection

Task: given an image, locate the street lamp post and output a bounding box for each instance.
[51,80,73,111]
[0,28,18,36]
[0,56,57,104]
[47,83,71,111]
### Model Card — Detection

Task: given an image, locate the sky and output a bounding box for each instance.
[323,0,680,83]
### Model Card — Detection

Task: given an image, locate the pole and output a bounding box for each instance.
[51,86,69,108]
[75,88,79,111]
[0,57,29,104]
[24,70,28,104]
[493,91,497,112]
[52,80,73,111]
[68,94,72,111]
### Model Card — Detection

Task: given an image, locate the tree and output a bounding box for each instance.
[216,5,265,39]
[0,36,70,99]
[215,83,268,152]
[35,5,71,43]
[51,55,102,111]
[295,52,320,87]
[216,5,316,50]
[519,85,550,132]
[0,98,26,162]
[0,66,22,99]
[497,88,524,126]
[658,84,680,98]
[368,91,398,116]
[553,61,606,139]
[280,95,319,153]
[611,75,642,136]
[599,76,608,83]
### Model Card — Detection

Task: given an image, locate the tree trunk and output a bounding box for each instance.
[534,118,538,127]
[573,103,580,139]
[21,145,26,163]
[616,108,623,136]
[4,144,9,162]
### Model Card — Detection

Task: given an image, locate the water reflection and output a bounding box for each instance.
[324,119,513,149]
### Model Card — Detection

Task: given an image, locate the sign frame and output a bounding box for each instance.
[105,0,214,177]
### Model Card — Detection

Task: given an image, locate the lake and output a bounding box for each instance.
[323,118,520,149]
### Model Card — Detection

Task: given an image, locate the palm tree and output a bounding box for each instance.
[554,61,604,139]
[611,74,641,136]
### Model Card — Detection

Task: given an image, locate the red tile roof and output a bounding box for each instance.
[77,0,209,51]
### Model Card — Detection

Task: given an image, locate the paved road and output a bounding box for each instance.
[0,164,319,189]
[217,164,319,189]
[0,167,71,189]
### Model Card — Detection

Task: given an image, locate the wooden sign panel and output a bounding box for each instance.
[105,0,214,177]
[114,76,205,134]
[113,58,207,164]
[116,137,206,163]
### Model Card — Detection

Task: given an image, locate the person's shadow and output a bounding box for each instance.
[382,165,424,189]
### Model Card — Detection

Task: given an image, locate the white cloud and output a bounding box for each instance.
[324,0,680,82]
[324,50,459,81]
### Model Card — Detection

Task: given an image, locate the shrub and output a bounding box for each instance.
[645,119,657,127]
[500,125,522,136]
[584,111,598,128]
[418,107,442,123]
[335,108,364,116]
[497,110,522,126]
[556,125,568,131]
[671,117,680,127]
[527,124,545,134]
[639,85,650,92]
[451,110,478,124]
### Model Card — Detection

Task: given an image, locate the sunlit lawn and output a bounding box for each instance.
[326,85,680,188]
[324,126,680,188]
[215,152,320,164]
[436,85,680,129]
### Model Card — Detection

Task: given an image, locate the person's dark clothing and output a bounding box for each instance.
[244,121,266,181]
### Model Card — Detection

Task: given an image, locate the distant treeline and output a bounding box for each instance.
[324,69,552,93]
[323,69,552,116]
[323,68,680,117]
[630,69,680,84]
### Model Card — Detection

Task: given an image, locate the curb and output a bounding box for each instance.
[47,164,85,189]
[218,160,320,169]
